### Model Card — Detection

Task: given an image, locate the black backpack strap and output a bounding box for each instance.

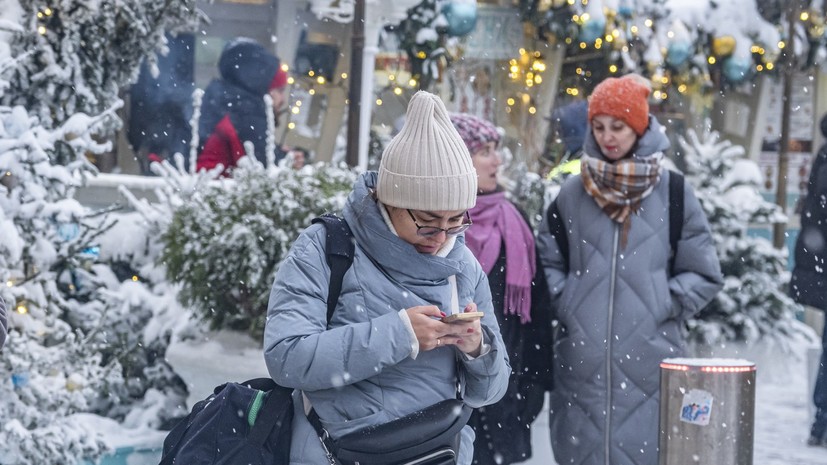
[668,172,685,274]
[311,213,354,323]
[546,199,569,273]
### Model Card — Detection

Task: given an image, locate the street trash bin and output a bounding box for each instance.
[659,358,756,465]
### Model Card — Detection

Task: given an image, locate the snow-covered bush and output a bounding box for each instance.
[161,160,358,337]
[680,124,808,347]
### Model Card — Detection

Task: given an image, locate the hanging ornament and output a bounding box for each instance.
[712,35,736,57]
[722,56,752,83]
[666,42,691,68]
[442,1,478,37]
[579,16,606,44]
[723,40,753,84]
[665,20,692,69]
[578,0,606,44]
[66,373,84,392]
[617,0,634,19]
[12,372,29,389]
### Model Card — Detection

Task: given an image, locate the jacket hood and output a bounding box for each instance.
[582,114,671,162]
[342,172,469,282]
[218,38,280,97]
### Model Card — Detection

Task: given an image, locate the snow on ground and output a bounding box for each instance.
[112,329,827,464]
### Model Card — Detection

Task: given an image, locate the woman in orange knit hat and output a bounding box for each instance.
[536,74,723,465]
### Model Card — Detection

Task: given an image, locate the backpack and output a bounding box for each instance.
[546,172,684,274]
[158,214,354,465]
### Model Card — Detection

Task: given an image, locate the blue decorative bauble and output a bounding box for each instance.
[442,1,478,37]
[666,42,692,68]
[723,56,752,83]
[12,373,29,389]
[579,17,607,44]
[618,6,634,18]
[57,222,79,242]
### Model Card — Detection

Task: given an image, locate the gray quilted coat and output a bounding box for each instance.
[264,172,510,465]
[537,119,723,465]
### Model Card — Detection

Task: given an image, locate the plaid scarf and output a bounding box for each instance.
[580,153,663,249]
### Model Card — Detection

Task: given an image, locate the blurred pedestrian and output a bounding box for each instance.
[790,113,827,448]
[264,91,510,464]
[536,74,723,465]
[196,38,289,175]
[450,113,554,465]
[282,146,310,170]
[546,99,588,181]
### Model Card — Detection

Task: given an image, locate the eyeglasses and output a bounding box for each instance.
[406,209,473,237]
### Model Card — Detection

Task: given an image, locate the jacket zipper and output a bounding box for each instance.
[605,226,620,465]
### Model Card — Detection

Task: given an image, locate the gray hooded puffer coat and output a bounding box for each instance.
[537,118,723,465]
[264,172,510,465]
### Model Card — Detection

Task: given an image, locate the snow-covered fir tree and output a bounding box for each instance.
[0,4,201,460]
[3,0,202,131]
[679,124,808,347]
[0,96,188,464]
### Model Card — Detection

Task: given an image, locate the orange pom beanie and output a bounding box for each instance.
[587,74,651,136]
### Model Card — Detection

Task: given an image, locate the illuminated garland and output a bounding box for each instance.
[520,0,827,102]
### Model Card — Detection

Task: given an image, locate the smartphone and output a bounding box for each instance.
[441,311,484,323]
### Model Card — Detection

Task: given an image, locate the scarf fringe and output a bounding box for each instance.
[505,284,532,324]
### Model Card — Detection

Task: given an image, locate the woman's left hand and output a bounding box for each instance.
[441,302,483,357]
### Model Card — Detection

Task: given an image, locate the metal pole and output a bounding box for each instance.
[773,1,799,249]
[346,0,365,168]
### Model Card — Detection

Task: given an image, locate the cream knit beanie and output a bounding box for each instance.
[376,91,478,211]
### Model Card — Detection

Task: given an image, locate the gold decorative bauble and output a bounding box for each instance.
[712,35,736,57]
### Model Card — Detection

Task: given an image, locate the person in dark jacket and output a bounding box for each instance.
[0,296,6,349]
[536,74,723,465]
[546,99,588,180]
[450,112,553,465]
[196,38,288,175]
[264,91,510,464]
[790,114,827,447]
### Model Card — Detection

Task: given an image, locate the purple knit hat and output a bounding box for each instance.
[449,113,500,156]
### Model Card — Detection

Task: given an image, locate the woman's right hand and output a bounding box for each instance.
[405,305,452,351]
[405,305,478,352]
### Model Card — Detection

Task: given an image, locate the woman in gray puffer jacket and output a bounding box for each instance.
[264,91,510,464]
[537,75,723,465]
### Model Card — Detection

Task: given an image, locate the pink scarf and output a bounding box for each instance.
[465,192,536,323]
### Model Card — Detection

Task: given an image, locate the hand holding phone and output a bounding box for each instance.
[441,311,483,323]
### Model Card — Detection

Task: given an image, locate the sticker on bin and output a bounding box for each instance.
[679,389,713,426]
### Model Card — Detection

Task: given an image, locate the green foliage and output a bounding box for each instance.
[162,162,357,338]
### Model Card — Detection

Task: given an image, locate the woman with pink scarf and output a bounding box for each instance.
[450,113,553,465]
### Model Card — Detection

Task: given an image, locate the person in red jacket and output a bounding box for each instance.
[196,39,288,174]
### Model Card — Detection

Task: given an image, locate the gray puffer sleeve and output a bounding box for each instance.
[669,183,724,319]
[263,225,418,392]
